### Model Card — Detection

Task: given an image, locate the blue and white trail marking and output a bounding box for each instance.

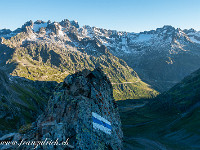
[92,112,112,135]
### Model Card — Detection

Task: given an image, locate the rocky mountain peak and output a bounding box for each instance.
[0,29,12,35]
[156,25,175,34]
[163,25,175,30]
[46,22,62,35]
[34,20,46,24]
[21,20,34,29]
[70,20,79,28]
[138,25,176,35]
[183,28,196,34]
[59,19,71,28]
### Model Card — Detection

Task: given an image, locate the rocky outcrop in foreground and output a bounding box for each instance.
[0,68,123,150]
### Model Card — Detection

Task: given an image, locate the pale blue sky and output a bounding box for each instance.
[0,0,200,32]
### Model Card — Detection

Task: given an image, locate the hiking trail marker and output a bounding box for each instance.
[92,112,112,135]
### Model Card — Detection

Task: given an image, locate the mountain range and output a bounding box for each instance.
[0,19,158,133]
[76,24,200,92]
[2,19,200,93]
[0,19,158,101]
[1,19,200,149]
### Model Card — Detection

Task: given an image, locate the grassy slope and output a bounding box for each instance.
[0,69,56,132]
[118,68,200,149]
[118,100,200,150]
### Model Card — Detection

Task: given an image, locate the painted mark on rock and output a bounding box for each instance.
[92,112,112,135]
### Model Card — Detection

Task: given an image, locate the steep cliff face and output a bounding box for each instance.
[0,68,123,150]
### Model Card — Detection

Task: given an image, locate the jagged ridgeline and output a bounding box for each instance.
[78,25,200,92]
[0,20,158,100]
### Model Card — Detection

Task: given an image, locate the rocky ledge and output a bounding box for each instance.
[0,68,123,150]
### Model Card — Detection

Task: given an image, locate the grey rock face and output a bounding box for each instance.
[0,29,12,35]
[60,19,71,28]
[47,23,62,35]
[34,20,45,24]
[21,20,33,29]
[1,68,123,149]
[76,24,200,92]
[70,20,79,28]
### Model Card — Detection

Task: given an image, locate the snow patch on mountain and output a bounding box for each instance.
[185,31,200,44]
[2,19,200,57]
[135,34,153,42]
[189,36,200,44]
[26,33,37,41]
[32,23,47,32]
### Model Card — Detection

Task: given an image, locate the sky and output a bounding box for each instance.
[0,0,200,33]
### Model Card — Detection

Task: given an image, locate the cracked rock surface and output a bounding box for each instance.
[0,68,123,150]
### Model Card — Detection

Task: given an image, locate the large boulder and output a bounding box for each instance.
[0,68,123,149]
